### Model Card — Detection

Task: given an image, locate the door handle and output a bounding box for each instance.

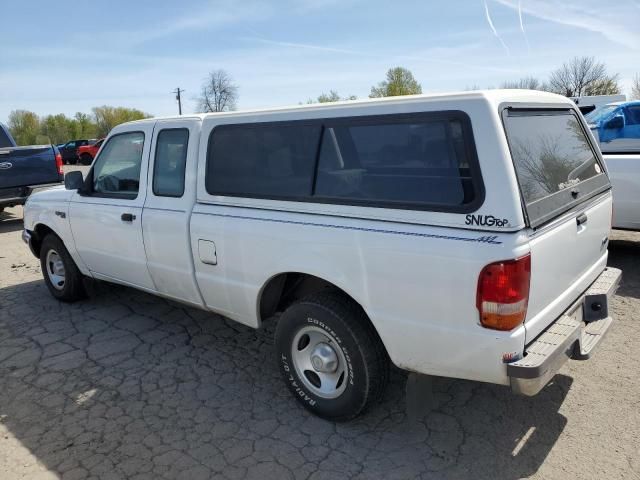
[576,213,588,226]
[121,213,136,222]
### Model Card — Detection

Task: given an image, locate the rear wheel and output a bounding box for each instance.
[275,292,389,421]
[40,234,86,302]
[80,153,93,165]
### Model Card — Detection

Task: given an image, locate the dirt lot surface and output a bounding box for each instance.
[1,204,639,480]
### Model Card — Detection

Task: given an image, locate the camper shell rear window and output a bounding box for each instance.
[205,111,485,213]
[502,107,610,228]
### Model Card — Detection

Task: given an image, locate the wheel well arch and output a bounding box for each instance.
[258,272,388,354]
[30,223,57,258]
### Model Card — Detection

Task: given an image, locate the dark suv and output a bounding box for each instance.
[58,139,93,164]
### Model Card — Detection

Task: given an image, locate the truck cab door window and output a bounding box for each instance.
[92,131,144,197]
[153,128,188,197]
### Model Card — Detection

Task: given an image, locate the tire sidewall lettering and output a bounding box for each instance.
[280,353,317,406]
[305,316,355,385]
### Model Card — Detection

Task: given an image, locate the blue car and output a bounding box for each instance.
[585,100,640,153]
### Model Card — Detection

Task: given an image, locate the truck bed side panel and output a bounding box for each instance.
[191,204,528,385]
[0,146,60,189]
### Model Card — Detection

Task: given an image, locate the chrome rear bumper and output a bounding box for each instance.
[508,267,622,396]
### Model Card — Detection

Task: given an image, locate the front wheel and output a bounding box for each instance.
[80,153,93,165]
[40,234,86,302]
[275,292,389,421]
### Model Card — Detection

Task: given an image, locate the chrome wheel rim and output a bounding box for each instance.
[45,249,65,290]
[291,325,348,399]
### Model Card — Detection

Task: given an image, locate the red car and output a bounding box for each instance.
[76,138,104,165]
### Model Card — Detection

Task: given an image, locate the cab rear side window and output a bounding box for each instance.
[153,129,189,198]
[205,111,483,212]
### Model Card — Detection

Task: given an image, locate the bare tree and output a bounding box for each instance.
[548,56,620,97]
[197,70,238,113]
[500,76,546,90]
[632,74,640,100]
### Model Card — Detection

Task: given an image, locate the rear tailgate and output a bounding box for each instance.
[502,107,612,342]
[0,145,61,189]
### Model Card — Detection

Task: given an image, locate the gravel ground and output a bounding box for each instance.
[1,204,639,480]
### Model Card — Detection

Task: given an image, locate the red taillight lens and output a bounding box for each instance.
[476,254,531,331]
[55,152,63,175]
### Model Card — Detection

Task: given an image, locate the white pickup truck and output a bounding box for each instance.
[584,100,640,230]
[23,90,621,420]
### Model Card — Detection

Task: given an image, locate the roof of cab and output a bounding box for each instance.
[122,89,574,126]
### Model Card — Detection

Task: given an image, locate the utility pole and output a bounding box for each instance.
[173,88,185,115]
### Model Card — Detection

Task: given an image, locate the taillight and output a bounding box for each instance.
[55,151,63,175]
[476,254,531,331]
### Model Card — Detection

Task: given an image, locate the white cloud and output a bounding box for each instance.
[494,0,640,50]
[484,0,510,55]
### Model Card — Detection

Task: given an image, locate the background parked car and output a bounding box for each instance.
[76,138,104,165]
[585,100,640,230]
[572,94,626,115]
[57,139,94,165]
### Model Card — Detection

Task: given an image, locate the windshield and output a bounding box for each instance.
[584,104,617,124]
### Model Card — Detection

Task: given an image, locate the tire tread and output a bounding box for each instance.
[40,233,86,302]
[277,291,389,420]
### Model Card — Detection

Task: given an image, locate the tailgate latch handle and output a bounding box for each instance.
[576,213,588,226]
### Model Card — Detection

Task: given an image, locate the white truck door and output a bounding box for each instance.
[68,123,156,290]
[141,118,205,306]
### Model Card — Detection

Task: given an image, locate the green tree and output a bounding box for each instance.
[74,112,98,138]
[40,114,71,144]
[317,90,341,103]
[305,90,357,104]
[8,110,40,145]
[92,106,150,137]
[369,67,422,98]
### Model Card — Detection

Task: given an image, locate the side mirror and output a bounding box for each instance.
[604,115,624,130]
[64,170,84,191]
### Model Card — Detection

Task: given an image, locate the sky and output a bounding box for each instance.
[1,0,639,123]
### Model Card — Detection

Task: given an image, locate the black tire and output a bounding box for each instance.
[80,153,92,165]
[275,292,389,421]
[40,233,86,302]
